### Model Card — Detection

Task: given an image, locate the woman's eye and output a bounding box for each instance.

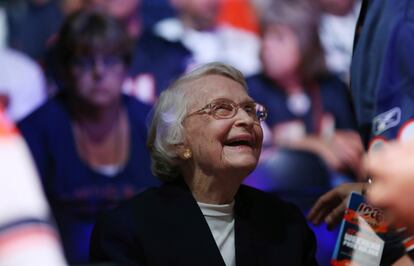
[212,103,234,117]
[73,57,94,68]
[243,105,255,114]
[215,103,233,111]
[103,56,122,67]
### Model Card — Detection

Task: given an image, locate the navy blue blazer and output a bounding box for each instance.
[90,180,318,266]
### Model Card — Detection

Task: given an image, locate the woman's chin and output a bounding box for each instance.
[223,147,260,166]
[225,156,259,175]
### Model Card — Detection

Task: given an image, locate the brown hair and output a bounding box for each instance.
[56,9,132,74]
[260,0,327,84]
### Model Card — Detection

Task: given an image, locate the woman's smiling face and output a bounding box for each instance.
[182,74,263,179]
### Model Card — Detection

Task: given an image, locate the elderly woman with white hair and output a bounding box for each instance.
[90,62,318,266]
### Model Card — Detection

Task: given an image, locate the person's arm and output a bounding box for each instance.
[278,129,364,176]
[321,76,365,177]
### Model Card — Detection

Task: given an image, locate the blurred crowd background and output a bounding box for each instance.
[0,0,362,265]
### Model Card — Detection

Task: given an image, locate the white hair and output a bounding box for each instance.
[147,62,247,181]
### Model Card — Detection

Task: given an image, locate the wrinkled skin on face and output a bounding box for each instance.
[181,74,263,183]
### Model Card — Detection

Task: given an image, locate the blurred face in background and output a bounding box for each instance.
[92,0,140,20]
[58,11,132,108]
[170,0,221,30]
[69,51,126,108]
[62,0,140,20]
[261,24,301,82]
[61,0,94,14]
[318,0,355,16]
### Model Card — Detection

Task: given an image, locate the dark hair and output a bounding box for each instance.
[260,0,327,84]
[56,9,132,73]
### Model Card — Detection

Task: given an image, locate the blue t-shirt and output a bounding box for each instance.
[18,93,160,263]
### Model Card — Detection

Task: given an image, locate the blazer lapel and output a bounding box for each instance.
[160,181,226,266]
[234,188,260,266]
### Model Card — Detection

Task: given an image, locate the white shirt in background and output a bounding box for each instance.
[0,8,6,48]
[155,18,261,77]
[0,48,47,122]
[0,7,47,122]
[319,1,362,83]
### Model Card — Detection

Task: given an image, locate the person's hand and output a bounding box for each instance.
[307,182,367,230]
[330,130,365,177]
[277,134,346,171]
[365,140,414,230]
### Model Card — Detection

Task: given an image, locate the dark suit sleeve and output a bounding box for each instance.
[237,186,319,265]
[90,211,147,266]
[287,202,319,266]
[302,215,319,266]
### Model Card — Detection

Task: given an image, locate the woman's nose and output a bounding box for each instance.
[234,108,255,128]
[92,58,106,77]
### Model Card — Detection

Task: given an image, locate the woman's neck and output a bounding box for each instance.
[183,170,244,204]
[272,74,304,95]
[72,101,129,167]
[71,100,123,142]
